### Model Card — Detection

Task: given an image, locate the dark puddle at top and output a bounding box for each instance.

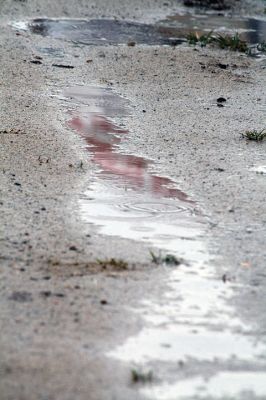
[13,14,266,47]
[65,86,205,258]
[160,12,266,45]
[24,18,182,46]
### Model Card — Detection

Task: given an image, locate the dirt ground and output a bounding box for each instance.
[1,1,266,399]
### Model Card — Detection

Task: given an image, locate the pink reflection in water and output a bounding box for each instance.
[66,86,191,202]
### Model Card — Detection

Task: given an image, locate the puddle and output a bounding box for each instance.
[37,46,65,58]
[108,267,266,364]
[108,261,266,399]
[13,18,182,46]
[64,86,266,399]
[12,14,266,47]
[250,165,266,174]
[65,85,204,258]
[160,12,266,44]
[142,371,266,400]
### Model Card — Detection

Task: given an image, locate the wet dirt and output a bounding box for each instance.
[2,1,266,399]
[12,13,266,47]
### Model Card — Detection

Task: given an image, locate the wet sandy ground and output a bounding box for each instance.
[1,1,266,399]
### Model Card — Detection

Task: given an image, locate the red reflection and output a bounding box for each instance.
[69,112,191,202]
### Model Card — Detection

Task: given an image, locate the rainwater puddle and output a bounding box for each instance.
[160,12,266,44]
[109,264,266,399]
[250,165,266,174]
[142,371,266,400]
[64,86,266,399]
[12,13,266,48]
[108,267,266,364]
[65,85,204,259]
[12,18,182,46]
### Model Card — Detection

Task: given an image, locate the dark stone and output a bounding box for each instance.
[54,293,65,298]
[52,64,74,69]
[217,97,227,103]
[40,291,52,298]
[30,60,42,65]
[217,63,228,69]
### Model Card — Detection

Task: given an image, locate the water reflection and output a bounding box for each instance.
[66,86,203,256]
[67,86,190,201]
[25,18,181,46]
[142,371,266,400]
[12,15,266,47]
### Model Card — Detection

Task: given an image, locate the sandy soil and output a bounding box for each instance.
[1,1,266,399]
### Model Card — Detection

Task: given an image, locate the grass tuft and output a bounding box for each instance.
[187,31,214,47]
[131,369,153,383]
[214,33,248,52]
[243,129,266,141]
[150,250,182,266]
[187,31,248,53]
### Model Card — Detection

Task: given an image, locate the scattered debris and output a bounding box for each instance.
[69,245,78,251]
[214,167,225,172]
[0,128,25,135]
[96,258,129,270]
[40,291,65,298]
[30,60,42,65]
[216,63,228,69]
[52,64,74,69]
[38,155,50,164]
[40,291,52,298]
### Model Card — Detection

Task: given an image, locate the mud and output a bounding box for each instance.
[1,0,266,400]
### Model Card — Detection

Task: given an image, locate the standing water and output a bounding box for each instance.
[65,85,205,261]
[12,13,266,47]
[64,86,266,400]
